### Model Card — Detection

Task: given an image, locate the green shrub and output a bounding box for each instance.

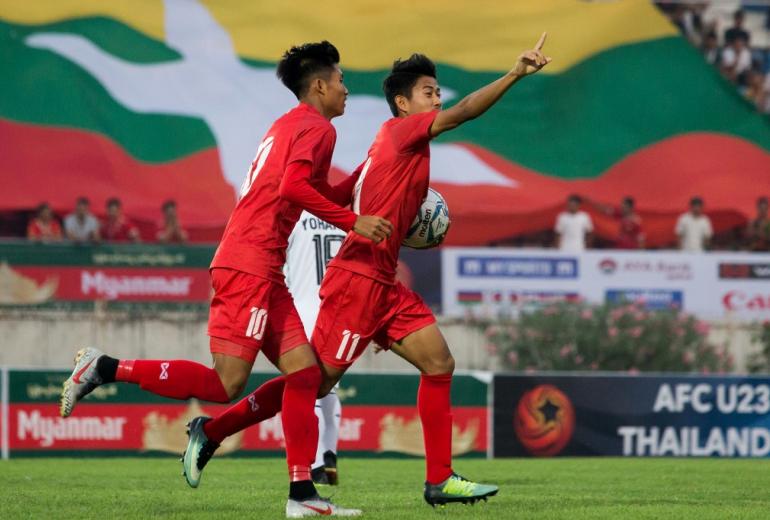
[476,302,732,373]
[747,321,770,373]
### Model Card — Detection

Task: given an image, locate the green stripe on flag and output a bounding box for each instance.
[0,19,215,163]
[433,37,770,179]
[5,17,769,179]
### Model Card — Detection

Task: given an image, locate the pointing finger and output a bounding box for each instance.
[535,31,547,51]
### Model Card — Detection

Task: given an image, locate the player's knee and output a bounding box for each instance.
[421,352,455,376]
[287,364,322,390]
[219,373,248,400]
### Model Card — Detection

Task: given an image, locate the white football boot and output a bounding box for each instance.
[60,347,105,417]
[286,495,361,517]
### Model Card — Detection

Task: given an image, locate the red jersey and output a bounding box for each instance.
[615,213,644,249]
[329,110,438,284]
[211,103,336,283]
[101,217,138,242]
[27,218,62,240]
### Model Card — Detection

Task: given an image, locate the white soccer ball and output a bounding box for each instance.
[402,188,451,249]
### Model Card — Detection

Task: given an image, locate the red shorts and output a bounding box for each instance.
[312,267,436,369]
[207,268,307,364]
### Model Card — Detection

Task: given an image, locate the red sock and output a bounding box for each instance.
[116,360,229,403]
[203,376,286,444]
[418,373,454,484]
[282,365,322,482]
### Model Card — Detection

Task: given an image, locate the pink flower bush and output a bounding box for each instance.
[475,301,725,373]
[695,321,710,335]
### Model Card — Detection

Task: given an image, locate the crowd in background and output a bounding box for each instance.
[657,2,770,114]
[22,194,770,252]
[553,194,770,252]
[25,197,188,244]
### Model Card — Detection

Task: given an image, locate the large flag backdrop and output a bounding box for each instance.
[1,0,769,244]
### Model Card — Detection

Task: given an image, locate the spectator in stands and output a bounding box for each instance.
[724,10,750,46]
[63,197,100,243]
[555,194,593,252]
[745,69,766,105]
[746,196,770,251]
[101,197,140,242]
[671,4,703,46]
[156,199,188,243]
[756,72,770,114]
[676,197,712,251]
[701,30,720,66]
[590,196,645,249]
[721,34,752,86]
[614,197,645,249]
[27,202,62,242]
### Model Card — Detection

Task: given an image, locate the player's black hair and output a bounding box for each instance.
[690,196,704,206]
[568,194,582,204]
[622,196,635,208]
[36,202,51,215]
[757,196,768,205]
[383,54,437,117]
[162,199,177,211]
[106,197,121,209]
[276,41,340,99]
[76,196,90,206]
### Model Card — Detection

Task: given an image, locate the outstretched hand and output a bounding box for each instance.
[512,32,552,77]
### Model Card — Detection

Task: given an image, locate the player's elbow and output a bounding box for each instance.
[278,180,300,204]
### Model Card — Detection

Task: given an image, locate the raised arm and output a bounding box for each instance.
[430,32,551,137]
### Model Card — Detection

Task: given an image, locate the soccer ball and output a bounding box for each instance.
[402,188,451,249]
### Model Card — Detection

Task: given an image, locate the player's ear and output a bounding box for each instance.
[310,76,326,96]
[395,94,409,115]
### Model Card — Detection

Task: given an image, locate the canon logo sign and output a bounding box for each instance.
[722,291,770,311]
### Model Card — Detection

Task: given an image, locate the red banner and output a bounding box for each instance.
[9,403,487,455]
[10,267,211,302]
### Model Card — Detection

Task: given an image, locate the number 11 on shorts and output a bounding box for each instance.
[335,330,361,362]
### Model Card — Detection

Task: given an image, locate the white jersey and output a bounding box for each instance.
[285,211,346,337]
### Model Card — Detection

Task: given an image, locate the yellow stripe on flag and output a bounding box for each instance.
[0,0,165,40]
[0,0,677,73]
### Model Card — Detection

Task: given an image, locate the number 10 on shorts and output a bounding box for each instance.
[246,307,268,340]
[335,330,361,361]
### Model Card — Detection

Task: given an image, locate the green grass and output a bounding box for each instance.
[2,457,770,519]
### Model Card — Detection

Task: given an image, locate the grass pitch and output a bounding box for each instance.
[2,457,770,519]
